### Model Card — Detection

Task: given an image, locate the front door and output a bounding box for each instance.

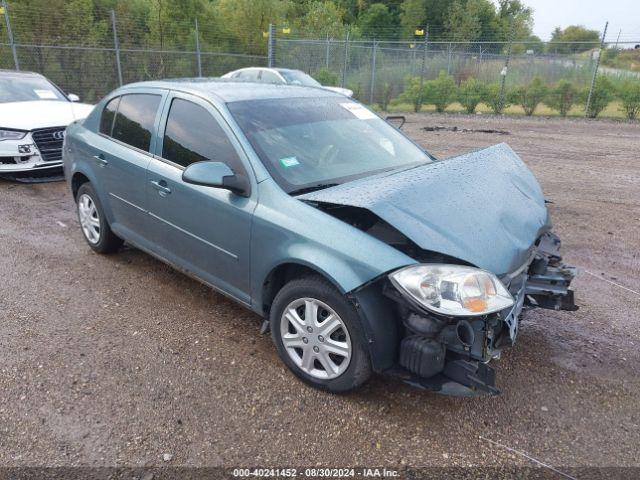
[145,93,255,304]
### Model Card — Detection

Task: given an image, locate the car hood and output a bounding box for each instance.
[0,100,94,130]
[299,143,550,275]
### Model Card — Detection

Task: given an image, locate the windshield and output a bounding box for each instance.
[279,70,321,87]
[0,75,67,104]
[227,97,433,193]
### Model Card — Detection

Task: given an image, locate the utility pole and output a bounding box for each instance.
[267,23,276,67]
[1,0,19,70]
[417,27,429,109]
[325,33,330,69]
[195,17,202,77]
[499,21,515,113]
[614,28,621,50]
[585,21,608,118]
[111,10,123,86]
[341,27,350,88]
[369,39,378,104]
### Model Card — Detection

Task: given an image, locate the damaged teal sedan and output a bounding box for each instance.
[63,79,577,396]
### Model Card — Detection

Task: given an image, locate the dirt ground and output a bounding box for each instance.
[1,114,639,476]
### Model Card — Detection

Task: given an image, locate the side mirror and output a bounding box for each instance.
[68,93,80,102]
[182,161,250,197]
[385,115,406,129]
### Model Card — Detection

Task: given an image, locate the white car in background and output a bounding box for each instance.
[0,70,93,176]
[221,67,353,97]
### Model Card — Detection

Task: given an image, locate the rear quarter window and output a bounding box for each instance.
[99,96,120,136]
[110,93,161,152]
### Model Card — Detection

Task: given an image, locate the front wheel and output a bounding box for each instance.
[270,276,372,393]
[76,183,123,254]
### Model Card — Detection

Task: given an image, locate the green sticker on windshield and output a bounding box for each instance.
[279,156,300,168]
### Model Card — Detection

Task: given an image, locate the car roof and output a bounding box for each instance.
[121,78,339,103]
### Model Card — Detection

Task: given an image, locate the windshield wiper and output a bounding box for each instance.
[289,183,340,196]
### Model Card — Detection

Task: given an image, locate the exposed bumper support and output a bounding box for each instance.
[525,232,578,311]
[390,359,499,397]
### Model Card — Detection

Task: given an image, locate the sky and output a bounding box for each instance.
[516,0,640,43]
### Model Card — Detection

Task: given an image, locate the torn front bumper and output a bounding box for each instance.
[388,231,576,396]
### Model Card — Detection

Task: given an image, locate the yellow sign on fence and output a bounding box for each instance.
[282,27,290,34]
[415,29,424,36]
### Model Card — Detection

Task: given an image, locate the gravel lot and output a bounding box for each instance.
[1,114,639,475]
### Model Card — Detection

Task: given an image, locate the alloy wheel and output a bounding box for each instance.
[280,297,352,380]
[78,193,101,244]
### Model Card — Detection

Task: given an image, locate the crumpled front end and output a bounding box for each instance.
[382,232,576,396]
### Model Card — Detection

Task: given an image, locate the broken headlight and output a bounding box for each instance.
[0,129,27,141]
[389,264,514,317]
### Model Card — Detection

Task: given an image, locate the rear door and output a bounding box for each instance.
[145,92,256,304]
[90,90,164,244]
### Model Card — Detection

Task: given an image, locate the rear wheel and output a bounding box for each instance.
[76,183,123,254]
[270,276,372,392]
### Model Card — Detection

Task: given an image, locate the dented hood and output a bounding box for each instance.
[300,143,550,275]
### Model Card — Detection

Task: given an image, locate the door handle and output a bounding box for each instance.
[93,154,108,167]
[150,180,172,196]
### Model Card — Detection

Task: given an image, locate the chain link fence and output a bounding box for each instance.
[2,0,639,117]
[274,28,640,115]
[0,1,267,102]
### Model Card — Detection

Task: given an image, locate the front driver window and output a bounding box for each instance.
[162,98,243,173]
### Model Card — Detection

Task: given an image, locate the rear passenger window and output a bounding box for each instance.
[162,98,243,172]
[99,96,120,135]
[111,94,161,152]
[238,70,259,81]
[260,71,281,83]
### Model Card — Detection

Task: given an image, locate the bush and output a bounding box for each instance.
[399,76,425,112]
[546,80,578,116]
[423,71,457,113]
[618,80,640,120]
[482,83,510,114]
[379,82,393,111]
[458,78,487,114]
[313,68,339,86]
[347,81,363,101]
[509,76,548,116]
[586,76,615,118]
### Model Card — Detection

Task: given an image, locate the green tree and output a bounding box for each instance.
[549,25,600,54]
[496,0,533,41]
[458,78,487,113]
[294,1,345,37]
[586,76,615,118]
[618,80,640,120]
[217,0,288,55]
[399,0,426,38]
[510,76,548,115]
[358,3,399,39]
[447,0,503,43]
[445,0,481,42]
[546,80,578,116]
[423,71,456,112]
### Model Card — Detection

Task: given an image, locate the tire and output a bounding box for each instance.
[270,276,372,393]
[76,182,123,254]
